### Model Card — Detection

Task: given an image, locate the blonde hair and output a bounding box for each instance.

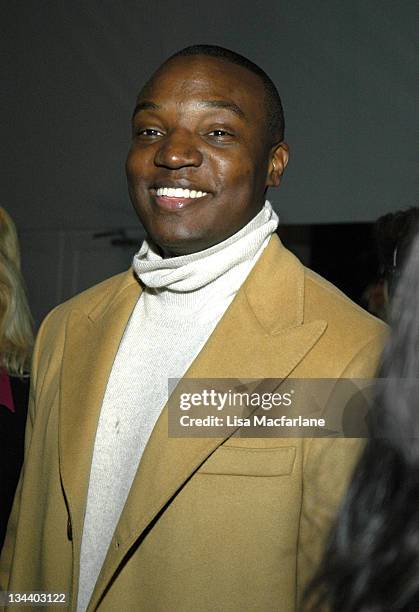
[0,208,33,375]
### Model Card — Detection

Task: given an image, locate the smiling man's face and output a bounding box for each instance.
[126,55,288,256]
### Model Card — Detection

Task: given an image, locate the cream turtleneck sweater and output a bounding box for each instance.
[77,201,279,611]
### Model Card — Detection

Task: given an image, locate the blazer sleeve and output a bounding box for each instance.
[296,331,387,609]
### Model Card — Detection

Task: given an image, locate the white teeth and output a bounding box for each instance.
[156,187,208,199]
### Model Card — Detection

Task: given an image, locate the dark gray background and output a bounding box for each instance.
[4,0,418,230]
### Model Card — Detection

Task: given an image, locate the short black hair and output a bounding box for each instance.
[166,44,285,143]
[375,207,419,297]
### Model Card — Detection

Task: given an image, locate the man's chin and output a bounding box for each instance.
[147,232,215,258]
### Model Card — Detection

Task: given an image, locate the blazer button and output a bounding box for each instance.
[67,517,73,541]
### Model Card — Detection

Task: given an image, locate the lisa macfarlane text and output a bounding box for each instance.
[179,414,326,428]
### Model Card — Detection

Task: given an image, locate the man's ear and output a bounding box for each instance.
[267,143,289,187]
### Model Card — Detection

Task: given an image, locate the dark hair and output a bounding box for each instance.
[374,207,419,298]
[166,44,285,144]
[306,232,419,611]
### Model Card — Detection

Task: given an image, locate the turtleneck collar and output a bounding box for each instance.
[132,200,279,294]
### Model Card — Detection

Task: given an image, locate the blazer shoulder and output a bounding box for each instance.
[304,266,388,343]
[39,269,138,337]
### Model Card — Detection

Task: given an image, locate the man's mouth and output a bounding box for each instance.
[156,187,208,199]
[153,186,209,211]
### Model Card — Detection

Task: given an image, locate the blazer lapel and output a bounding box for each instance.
[58,270,141,600]
[90,236,327,609]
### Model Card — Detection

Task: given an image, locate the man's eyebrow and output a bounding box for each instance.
[132,101,160,118]
[197,100,247,120]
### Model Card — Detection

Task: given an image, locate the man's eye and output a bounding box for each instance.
[136,128,163,137]
[208,129,232,138]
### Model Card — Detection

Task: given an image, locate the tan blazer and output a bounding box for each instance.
[0,235,386,611]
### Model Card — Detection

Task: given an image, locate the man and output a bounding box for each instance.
[0,45,386,611]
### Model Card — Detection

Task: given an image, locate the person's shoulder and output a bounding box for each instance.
[39,269,138,337]
[266,235,386,337]
[304,268,388,378]
[303,266,388,343]
[295,264,387,377]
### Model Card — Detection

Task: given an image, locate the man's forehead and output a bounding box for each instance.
[138,55,265,103]
[132,98,248,121]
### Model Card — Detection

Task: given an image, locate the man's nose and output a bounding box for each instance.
[154,130,203,169]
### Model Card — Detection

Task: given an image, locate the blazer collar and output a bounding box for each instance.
[243,233,304,333]
[87,268,140,323]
